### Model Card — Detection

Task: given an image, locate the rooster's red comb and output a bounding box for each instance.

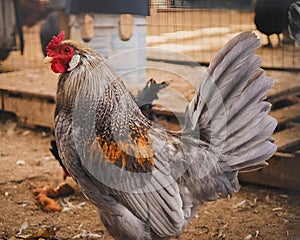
[46,31,65,57]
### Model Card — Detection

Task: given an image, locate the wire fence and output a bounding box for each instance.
[147,0,300,70]
[0,0,299,72]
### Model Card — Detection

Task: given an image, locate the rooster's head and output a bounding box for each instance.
[44,31,84,74]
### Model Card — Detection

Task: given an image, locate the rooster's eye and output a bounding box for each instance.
[64,47,70,53]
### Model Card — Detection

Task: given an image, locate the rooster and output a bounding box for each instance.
[44,31,277,240]
[254,0,294,47]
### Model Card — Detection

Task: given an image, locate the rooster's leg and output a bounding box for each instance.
[263,35,273,48]
[277,34,283,47]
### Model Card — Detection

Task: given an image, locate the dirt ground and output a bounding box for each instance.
[0,112,300,240]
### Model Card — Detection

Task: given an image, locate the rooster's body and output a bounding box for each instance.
[50,78,168,180]
[45,31,277,240]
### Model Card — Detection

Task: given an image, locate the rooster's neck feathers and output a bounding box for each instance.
[55,47,121,113]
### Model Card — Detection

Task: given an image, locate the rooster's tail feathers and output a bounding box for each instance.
[184,32,277,172]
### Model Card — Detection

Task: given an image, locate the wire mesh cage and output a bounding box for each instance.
[0,0,299,72]
[147,0,300,71]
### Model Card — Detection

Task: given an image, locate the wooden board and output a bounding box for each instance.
[270,103,300,126]
[1,91,55,128]
[0,67,57,128]
[272,125,300,152]
[239,153,300,191]
[266,71,300,103]
[0,66,58,98]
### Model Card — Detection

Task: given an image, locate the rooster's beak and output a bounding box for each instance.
[44,56,53,64]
